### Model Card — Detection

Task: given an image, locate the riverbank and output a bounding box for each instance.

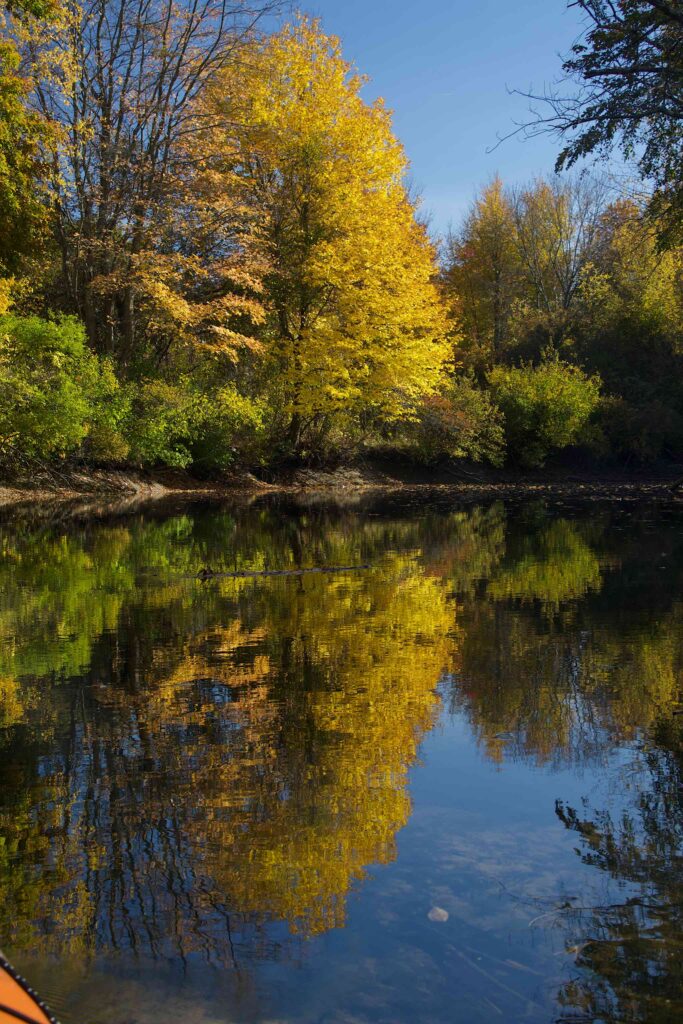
[2,459,683,513]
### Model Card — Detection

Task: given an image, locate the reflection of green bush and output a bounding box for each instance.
[487,519,603,607]
[0,527,135,680]
[0,509,458,685]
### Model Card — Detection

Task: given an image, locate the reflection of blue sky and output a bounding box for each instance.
[22,710,644,1024]
[278,717,644,1023]
[256,713,642,1023]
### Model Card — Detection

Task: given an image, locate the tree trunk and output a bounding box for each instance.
[121,285,136,366]
[288,412,302,452]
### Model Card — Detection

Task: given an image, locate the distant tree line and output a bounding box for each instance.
[435,174,683,467]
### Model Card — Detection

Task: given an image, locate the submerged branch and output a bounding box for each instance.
[194,563,372,580]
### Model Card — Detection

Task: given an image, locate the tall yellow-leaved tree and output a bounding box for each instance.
[203,17,451,448]
[442,177,520,367]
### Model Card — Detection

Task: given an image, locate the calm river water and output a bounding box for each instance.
[0,494,681,1024]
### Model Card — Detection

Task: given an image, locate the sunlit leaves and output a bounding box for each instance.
[202,17,451,446]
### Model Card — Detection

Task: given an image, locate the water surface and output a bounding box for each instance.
[0,495,681,1023]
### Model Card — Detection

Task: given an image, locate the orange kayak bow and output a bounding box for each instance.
[0,954,58,1024]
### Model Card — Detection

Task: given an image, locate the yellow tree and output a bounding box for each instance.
[0,0,54,286]
[579,199,683,337]
[203,18,450,450]
[508,175,605,352]
[442,176,520,367]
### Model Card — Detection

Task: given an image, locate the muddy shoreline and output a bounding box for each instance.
[2,461,683,519]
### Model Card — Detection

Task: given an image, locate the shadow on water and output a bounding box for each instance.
[0,495,681,1022]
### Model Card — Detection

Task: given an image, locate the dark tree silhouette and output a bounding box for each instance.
[525,1,683,245]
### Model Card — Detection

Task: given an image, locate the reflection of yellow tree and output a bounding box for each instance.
[0,676,23,728]
[90,561,457,937]
[207,565,457,935]
[0,517,458,959]
[0,772,97,959]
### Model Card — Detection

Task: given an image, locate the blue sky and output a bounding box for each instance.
[301,0,588,234]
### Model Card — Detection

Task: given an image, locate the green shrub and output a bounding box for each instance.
[126,379,265,470]
[81,358,132,462]
[86,421,131,463]
[595,395,683,462]
[407,374,505,466]
[189,385,266,471]
[126,381,197,468]
[488,358,601,467]
[0,314,96,463]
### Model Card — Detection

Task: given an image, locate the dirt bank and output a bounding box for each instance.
[0,465,280,508]
[2,460,683,514]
